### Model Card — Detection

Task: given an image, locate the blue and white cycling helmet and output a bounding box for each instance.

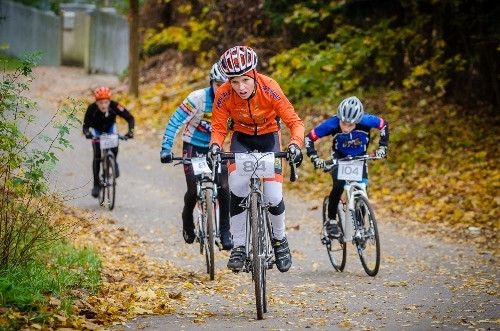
[337,96,364,124]
[210,62,228,83]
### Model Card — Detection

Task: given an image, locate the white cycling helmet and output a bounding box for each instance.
[209,62,227,83]
[218,46,258,77]
[337,96,364,124]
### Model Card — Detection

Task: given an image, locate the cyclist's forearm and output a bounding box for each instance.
[378,120,389,147]
[304,134,318,156]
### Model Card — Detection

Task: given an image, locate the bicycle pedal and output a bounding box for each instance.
[321,236,330,245]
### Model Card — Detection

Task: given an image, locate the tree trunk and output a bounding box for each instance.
[129,0,139,97]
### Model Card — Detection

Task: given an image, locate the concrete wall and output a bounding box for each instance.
[87,9,129,76]
[0,1,61,66]
[0,1,129,76]
[62,11,90,66]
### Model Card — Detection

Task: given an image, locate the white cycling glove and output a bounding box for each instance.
[376,146,387,158]
[310,154,326,169]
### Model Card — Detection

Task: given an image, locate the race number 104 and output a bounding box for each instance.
[337,160,363,181]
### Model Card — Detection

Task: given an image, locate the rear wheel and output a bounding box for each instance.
[203,189,215,280]
[354,195,380,276]
[323,196,347,272]
[251,192,266,320]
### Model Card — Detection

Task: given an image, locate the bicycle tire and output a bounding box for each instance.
[354,195,380,276]
[322,196,347,272]
[203,189,215,280]
[198,202,204,255]
[105,155,116,210]
[251,192,266,320]
[98,173,105,207]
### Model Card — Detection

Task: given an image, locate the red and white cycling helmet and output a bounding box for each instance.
[218,46,258,77]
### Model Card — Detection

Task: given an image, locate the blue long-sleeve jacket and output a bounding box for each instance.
[305,114,389,157]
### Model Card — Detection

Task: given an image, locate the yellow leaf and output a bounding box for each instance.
[132,306,153,314]
[321,65,333,72]
[135,288,157,301]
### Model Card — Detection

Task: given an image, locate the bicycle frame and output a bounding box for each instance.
[195,173,220,245]
[215,150,296,319]
[95,133,126,210]
[216,151,295,272]
[171,155,221,280]
[322,154,382,276]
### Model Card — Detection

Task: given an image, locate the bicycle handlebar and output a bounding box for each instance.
[323,154,382,172]
[172,155,191,165]
[215,151,298,183]
[90,134,129,141]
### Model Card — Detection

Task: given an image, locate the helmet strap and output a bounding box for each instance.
[248,69,258,99]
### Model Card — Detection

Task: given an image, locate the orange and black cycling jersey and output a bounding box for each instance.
[210,72,304,148]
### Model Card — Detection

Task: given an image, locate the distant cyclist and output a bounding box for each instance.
[83,86,135,198]
[160,63,233,250]
[305,96,389,238]
[208,46,304,272]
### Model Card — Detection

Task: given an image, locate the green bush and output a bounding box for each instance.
[0,53,82,269]
[0,52,102,329]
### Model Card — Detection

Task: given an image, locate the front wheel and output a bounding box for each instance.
[203,189,215,280]
[251,192,266,320]
[101,155,116,210]
[322,196,346,272]
[354,195,380,276]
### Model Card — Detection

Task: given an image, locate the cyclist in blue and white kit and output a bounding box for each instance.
[160,63,233,250]
[305,96,389,238]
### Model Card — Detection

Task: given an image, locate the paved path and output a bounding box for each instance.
[25,67,499,330]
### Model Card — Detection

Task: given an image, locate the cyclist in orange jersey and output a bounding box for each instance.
[208,46,304,273]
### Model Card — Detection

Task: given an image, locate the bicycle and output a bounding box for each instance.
[171,154,221,280]
[321,154,382,277]
[213,150,298,320]
[94,133,128,210]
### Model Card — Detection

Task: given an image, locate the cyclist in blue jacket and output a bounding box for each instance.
[160,63,233,250]
[305,96,389,238]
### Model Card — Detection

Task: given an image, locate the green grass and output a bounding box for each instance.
[0,240,101,316]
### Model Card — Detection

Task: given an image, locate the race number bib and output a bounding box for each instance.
[99,135,119,149]
[234,153,275,178]
[191,157,212,175]
[337,160,363,181]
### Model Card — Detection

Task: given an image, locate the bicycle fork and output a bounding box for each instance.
[242,195,274,273]
[342,183,368,243]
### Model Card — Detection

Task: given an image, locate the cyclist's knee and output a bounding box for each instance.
[229,173,249,197]
[230,192,245,216]
[269,199,285,216]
